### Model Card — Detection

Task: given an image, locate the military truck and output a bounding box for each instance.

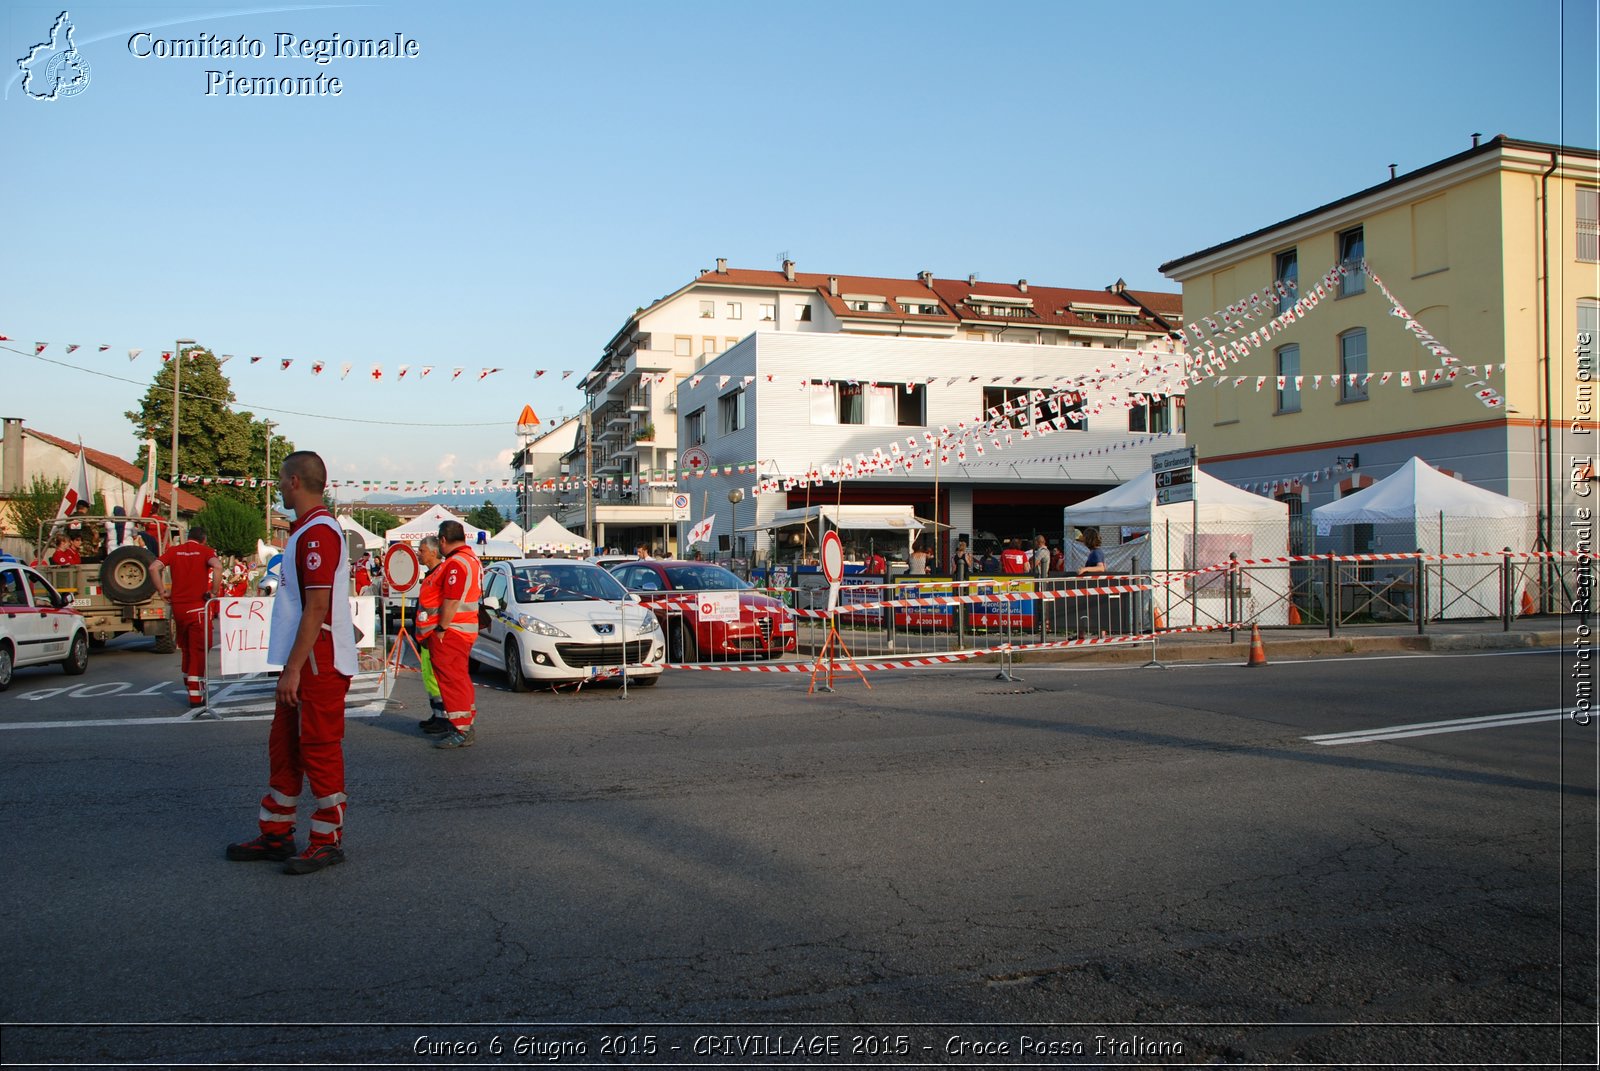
[36,516,179,652]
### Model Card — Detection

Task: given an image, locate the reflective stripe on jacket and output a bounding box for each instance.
[443,548,482,635]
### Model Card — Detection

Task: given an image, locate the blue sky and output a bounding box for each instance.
[3,0,1595,498]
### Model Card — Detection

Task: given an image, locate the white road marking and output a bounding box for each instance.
[1305,708,1575,746]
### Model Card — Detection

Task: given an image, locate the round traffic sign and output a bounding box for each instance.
[383,542,420,589]
[820,530,844,584]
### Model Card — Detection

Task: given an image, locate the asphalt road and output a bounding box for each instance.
[0,642,1594,1067]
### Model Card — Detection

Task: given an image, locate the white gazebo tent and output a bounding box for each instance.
[384,504,483,544]
[522,515,592,557]
[1312,456,1534,619]
[1064,469,1291,625]
[335,514,384,551]
[493,520,526,549]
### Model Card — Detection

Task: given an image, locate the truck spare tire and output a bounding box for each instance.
[101,546,158,605]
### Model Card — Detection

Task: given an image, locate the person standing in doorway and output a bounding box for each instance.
[226,450,356,875]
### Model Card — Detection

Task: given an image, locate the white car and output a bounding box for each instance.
[0,560,90,691]
[473,559,664,691]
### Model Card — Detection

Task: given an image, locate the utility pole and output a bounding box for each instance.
[170,338,196,540]
[582,404,594,547]
[263,420,276,540]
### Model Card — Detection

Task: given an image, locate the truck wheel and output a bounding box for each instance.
[101,546,158,605]
[149,622,176,654]
[61,632,89,675]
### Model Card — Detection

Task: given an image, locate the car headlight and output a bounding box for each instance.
[517,613,569,638]
[634,611,661,634]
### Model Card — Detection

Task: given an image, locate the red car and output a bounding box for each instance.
[606,560,796,661]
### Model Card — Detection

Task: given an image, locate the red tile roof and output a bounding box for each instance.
[691,267,1180,334]
[24,428,206,513]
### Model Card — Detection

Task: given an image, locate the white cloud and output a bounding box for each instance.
[437,453,457,475]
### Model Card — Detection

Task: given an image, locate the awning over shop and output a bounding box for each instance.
[742,504,926,532]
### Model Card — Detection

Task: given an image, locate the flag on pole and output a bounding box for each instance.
[132,439,160,520]
[686,516,714,546]
[55,442,92,520]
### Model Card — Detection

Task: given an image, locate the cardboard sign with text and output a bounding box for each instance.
[216,596,378,676]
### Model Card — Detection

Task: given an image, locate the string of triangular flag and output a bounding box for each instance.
[1229,459,1359,498]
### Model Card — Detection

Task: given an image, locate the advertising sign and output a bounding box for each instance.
[696,590,739,622]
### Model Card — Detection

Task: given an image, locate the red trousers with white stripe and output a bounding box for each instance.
[427,630,476,730]
[258,635,351,848]
[174,604,208,705]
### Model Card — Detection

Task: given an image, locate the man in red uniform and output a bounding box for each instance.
[428,520,481,749]
[227,450,356,875]
[152,524,222,710]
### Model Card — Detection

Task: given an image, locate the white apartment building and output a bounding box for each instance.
[510,413,579,527]
[671,331,1188,566]
[560,260,1181,552]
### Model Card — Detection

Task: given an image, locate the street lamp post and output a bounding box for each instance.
[263,420,276,539]
[170,338,196,539]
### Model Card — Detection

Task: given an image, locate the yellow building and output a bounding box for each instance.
[1159,135,1599,556]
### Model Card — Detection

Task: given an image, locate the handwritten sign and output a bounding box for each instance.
[216,596,377,675]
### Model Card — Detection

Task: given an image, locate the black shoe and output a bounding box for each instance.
[283,844,346,875]
[226,831,295,862]
[418,715,451,734]
[434,726,475,749]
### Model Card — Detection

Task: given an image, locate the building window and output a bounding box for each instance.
[701,337,719,357]
[760,304,775,321]
[699,300,715,319]
[1580,186,1600,263]
[982,386,1034,429]
[685,408,705,445]
[1339,329,1368,401]
[1276,344,1301,413]
[1274,249,1298,313]
[674,336,692,358]
[896,383,926,426]
[726,302,742,320]
[1043,392,1086,430]
[795,304,812,321]
[1338,226,1366,295]
[808,380,836,424]
[836,383,865,425]
[1128,395,1170,433]
[718,389,745,435]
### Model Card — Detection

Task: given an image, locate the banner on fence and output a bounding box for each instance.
[216,596,378,675]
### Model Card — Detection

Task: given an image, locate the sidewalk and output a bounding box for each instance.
[998,616,1584,666]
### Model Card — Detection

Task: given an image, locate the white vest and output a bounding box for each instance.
[268,513,358,676]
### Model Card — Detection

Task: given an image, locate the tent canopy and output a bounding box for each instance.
[1063,469,1286,527]
[384,504,481,543]
[335,514,383,551]
[1311,456,1532,526]
[744,504,925,532]
[493,520,526,543]
[521,515,592,554]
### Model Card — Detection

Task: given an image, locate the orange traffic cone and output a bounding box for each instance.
[1245,623,1267,667]
[1287,603,1303,625]
[1519,589,1536,616]
[1153,606,1165,630]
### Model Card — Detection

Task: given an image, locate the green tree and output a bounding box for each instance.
[351,507,402,536]
[190,494,264,558]
[3,474,66,554]
[125,345,294,509]
[465,500,504,533]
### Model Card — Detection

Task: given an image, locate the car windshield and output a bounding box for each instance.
[660,564,750,591]
[510,563,628,603]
